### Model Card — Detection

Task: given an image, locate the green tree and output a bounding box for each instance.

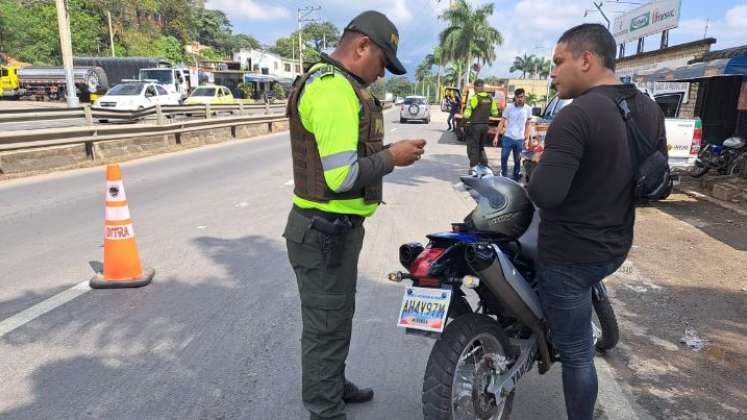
[157,35,185,64]
[269,36,296,58]
[510,53,535,79]
[237,80,254,99]
[272,82,285,98]
[537,57,552,79]
[0,0,100,65]
[385,76,414,99]
[158,0,194,43]
[193,8,232,46]
[303,21,339,50]
[439,0,503,90]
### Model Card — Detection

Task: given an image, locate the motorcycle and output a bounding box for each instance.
[690,136,747,178]
[388,176,620,420]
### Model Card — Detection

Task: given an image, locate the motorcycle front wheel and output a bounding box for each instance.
[423,314,517,420]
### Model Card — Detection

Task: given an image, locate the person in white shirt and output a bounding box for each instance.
[494,88,532,180]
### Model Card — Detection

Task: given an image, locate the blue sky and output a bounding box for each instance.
[206,1,747,78]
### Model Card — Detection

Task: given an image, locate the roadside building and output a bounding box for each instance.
[616,38,716,118]
[634,44,747,145]
[233,48,300,80]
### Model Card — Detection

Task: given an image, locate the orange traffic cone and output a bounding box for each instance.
[90,164,155,289]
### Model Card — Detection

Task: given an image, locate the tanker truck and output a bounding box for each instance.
[17,66,109,102]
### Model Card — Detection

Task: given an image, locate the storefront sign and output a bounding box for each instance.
[613,0,682,45]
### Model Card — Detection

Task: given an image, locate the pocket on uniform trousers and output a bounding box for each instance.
[283,211,322,269]
[300,291,353,335]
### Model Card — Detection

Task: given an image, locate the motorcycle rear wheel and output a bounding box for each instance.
[423,314,517,420]
[592,297,619,352]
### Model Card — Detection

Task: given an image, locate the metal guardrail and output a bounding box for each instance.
[0,102,287,124]
[0,100,394,152]
[0,113,289,151]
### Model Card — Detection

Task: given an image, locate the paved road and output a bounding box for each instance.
[0,110,641,419]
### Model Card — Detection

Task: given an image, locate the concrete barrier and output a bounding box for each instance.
[0,120,288,176]
[272,120,289,132]
[233,123,270,138]
[92,134,176,161]
[0,143,88,174]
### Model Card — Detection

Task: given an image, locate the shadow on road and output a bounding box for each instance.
[0,234,308,420]
[646,194,747,251]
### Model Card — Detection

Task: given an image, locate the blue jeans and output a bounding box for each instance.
[537,258,624,420]
[500,136,523,179]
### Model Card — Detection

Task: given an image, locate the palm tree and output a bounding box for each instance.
[443,63,462,87]
[510,53,535,79]
[439,0,503,90]
[537,57,552,79]
[415,62,432,97]
[424,46,445,101]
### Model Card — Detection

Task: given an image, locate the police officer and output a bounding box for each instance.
[283,10,426,420]
[463,79,499,174]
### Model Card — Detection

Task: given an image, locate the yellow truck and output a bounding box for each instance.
[0,65,23,99]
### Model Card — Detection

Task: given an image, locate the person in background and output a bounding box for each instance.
[448,94,461,132]
[494,88,531,180]
[463,80,498,174]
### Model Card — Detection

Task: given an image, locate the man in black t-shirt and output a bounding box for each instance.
[528,24,666,420]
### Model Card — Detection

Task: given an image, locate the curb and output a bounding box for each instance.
[674,186,747,217]
[596,356,655,420]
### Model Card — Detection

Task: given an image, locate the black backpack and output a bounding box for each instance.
[602,90,673,203]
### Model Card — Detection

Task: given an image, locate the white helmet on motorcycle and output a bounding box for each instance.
[461,176,534,239]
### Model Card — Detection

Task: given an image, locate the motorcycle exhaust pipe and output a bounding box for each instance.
[465,243,553,373]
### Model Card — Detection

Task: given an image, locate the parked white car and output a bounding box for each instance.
[537,94,701,170]
[93,81,181,111]
[400,96,430,124]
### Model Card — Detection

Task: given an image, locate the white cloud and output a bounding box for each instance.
[205,0,289,21]
[483,0,592,77]
[725,4,747,27]
[675,4,747,49]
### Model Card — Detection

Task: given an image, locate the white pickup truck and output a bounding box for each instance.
[533,94,702,170]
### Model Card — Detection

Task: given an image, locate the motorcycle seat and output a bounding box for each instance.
[517,209,540,263]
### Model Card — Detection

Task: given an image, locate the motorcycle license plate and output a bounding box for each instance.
[397,287,451,333]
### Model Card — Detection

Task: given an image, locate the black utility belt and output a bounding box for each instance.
[293,205,364,236]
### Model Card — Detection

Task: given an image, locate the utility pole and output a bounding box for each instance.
[107,11,116,57]
[55,0,79,108]
[593,1,610,29]
[297,6,321,75]
[704,18,710,38]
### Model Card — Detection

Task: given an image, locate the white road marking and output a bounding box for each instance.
[391,127,399,133]
[0,281,91,338]
[284,179,294,186]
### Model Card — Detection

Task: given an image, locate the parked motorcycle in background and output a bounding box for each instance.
[690,136,747,178]
[388,176,620,420]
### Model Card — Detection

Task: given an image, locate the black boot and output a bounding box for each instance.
[343,381,374,403]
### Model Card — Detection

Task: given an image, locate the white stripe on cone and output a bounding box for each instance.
[105,206,131,222]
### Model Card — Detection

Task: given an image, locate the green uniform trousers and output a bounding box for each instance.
[466,124,490,168]
[283,207,365,420]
